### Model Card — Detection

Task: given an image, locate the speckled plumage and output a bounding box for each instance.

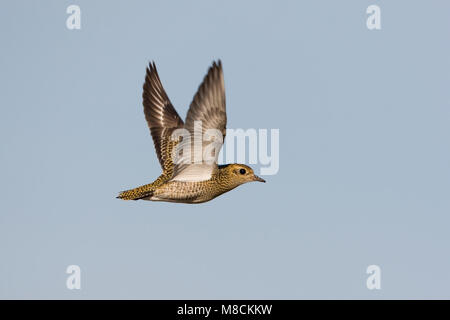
[117,61,265,203]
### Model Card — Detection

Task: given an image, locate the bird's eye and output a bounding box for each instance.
[239,168,246,175]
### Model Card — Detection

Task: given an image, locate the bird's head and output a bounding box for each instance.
[221,164,266,185]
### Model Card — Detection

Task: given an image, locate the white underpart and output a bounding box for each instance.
[170,164,214,182]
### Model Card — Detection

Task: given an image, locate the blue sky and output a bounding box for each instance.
[1,0,449,299]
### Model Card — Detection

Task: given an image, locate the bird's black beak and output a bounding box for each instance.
[253,175,266,183]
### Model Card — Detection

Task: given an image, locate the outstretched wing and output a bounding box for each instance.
[171,60,226,182]
[143,62,184,174]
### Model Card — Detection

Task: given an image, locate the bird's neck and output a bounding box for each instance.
[214,166,241,190]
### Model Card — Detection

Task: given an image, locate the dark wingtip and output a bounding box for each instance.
[211,59,222,69]
[146,61,157,73]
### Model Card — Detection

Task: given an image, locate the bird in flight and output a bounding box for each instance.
[117,60,265,203]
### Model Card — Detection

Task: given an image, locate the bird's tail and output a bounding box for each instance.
[116,183,155,200]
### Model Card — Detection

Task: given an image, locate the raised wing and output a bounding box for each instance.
[171,60,226,182]
[143,62,184,174]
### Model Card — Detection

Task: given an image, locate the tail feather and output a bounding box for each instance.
[116,184,155,200]
[117,174,170,201]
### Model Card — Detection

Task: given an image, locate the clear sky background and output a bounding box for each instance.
[1,0,450,299]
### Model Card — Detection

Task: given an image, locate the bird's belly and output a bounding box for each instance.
[151,180,219,204]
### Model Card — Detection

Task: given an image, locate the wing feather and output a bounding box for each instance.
[143,62,184,174]
[171,60,226,182]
